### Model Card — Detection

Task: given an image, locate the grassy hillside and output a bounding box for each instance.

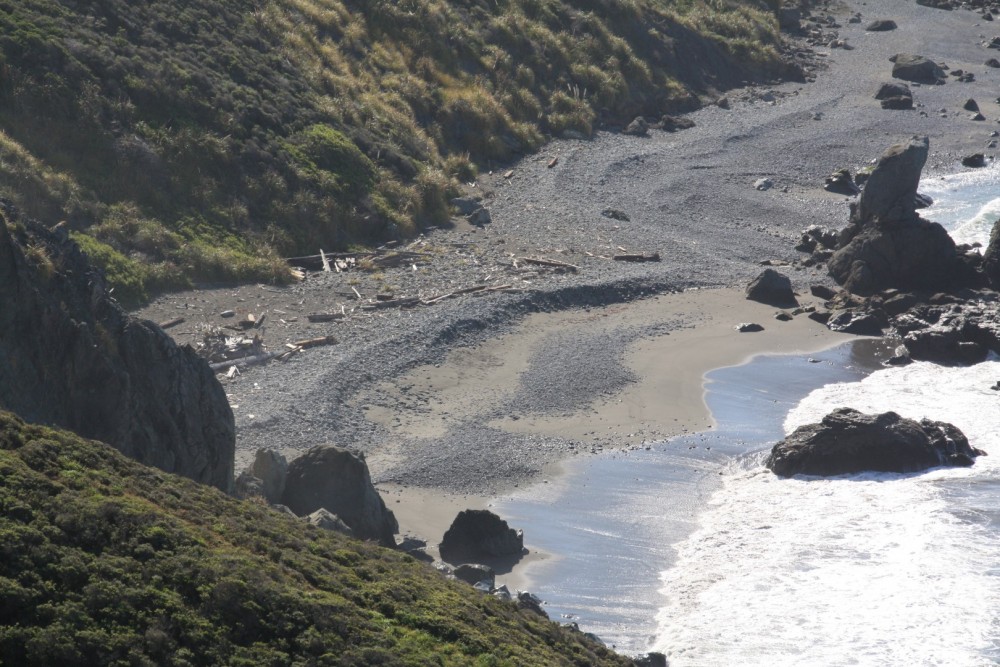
[0,0,786,303]
[0,410,632,666]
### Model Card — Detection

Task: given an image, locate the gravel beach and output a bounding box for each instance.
[137,0,1000,545]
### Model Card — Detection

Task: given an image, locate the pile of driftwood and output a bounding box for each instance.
[286,247,431,273]
[196,328,337,376]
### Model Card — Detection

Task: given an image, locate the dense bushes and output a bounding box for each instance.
[0,411,631,666]
[0,0,785,300]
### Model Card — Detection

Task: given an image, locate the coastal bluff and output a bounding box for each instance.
[0,208,234,491]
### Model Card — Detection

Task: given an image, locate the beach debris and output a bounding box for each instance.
[157,316,185,330]
[735,322,764,332]
[290,335,337,349]
[515,256,580,272]
[306,311,346,323]
[547,157,559,168]
[503,170,514,179]
[613,252,660,262]
[360,296,420,311]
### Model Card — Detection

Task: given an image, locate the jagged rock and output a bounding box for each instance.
[439,509,524,563]
[767,408,983,477]
[982,219,1000,286]
[249,448,288,504]
[634,654,668,667]
[623,117,650,136]
[810,284,839,300]
[660,115,695,132]
[891,54,946,84]
[866,19,897,31]
[881,96,914,110]
[0,211,235,490]
[234,471,266,500]
[858,136,927,224]
[281,445,398,547]
[453,563,495,587]
[963,99,980,112]
[745,268,797,307]
[875,81,912,101]
[468,207,492,225]
[736,322,764,332]
[516,591,548,618]
[306,508,355,538]
[970,112,986,121]
[962,153,987,168]
[450,197,481,215]
[271,504,298,518]
[827,310,883,335]
[716,96,730,109]
[987,58,1000,68]
[824,168,860,195]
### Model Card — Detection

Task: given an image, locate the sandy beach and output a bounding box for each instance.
[136,0,999,607]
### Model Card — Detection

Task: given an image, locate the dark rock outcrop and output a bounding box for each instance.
[745,268,797,307]
[982,219,1000,286]
[828,138,977,295]
[767,407,984,477]
[453,563,495,587]
[874,82,912,100]
[306,508,355,538]
[249,448,288,503]
[623,117,650,136]
[281,445,398,547]
[866,19,897,31]
[891,54,946,84]
[0,210,235,490]
[439,509,524,564]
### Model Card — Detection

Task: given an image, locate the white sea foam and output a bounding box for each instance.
[653,361,1000,666]
[921,166,1000,246]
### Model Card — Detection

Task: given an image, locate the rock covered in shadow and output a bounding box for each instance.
[249,448,288,503]
[745,268,797,307]
[306,508,355,538]
[439,509,525,563]
[828,137,981,295]
[766,407,984,477]
[0,208,234,490]
[281,445,398,547]
[890,54,946,85]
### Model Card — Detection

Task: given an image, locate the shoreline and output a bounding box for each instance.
[377,286,858,591]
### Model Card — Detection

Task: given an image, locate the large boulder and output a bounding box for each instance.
[281,445,398,547]
[249,448,288,503]
[858,136,927,224]
[745,269,797,307]
[439,509,524,564]
[766,408,983,477]
[0,208,234,490]
[828,138,977,295]
[891,54,945,85]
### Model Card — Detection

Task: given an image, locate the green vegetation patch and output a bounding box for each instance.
[0,411,632,666]
[0,0,785,301]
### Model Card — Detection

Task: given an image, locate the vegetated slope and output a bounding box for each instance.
[0,0,788,304]
[0,410,632,667]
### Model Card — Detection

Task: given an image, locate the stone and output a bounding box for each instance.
[963,99,980,112]
[987,58,1000,68]
[810,284,839,300]
[891,54,946,84]
[634,654,669,667]
[745,268,797,307]
[824,168,860,195]
[982,218,1000,286]
[453,563,495,587]
[826,310,883,336]
[736,322,764,332]
[778,7,802,31]
[439,509,524,563]
[623,117,650,137]
[0,210,235,491]
[970,113,986,121]
[281,445,399,547]
[468,207,492,225]
[857,136,928,224]
[880,96,914,110]
[775,312,793,322]
[754,178,774,191]
[516,591,548,618]
[962,153,987,168]
[659,115,695,132]
[866,19,897,31]
[601,208,630,222]
[306,508,355,537]
[716,96,730,110]
[874,82,912,101]
[234,471,266,501]
[767,408,983,477]
[450,197,481,215]
[249,448,288,503]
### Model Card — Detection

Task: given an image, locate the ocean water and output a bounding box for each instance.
[499,169,1000,664]
[653,170,1000,666]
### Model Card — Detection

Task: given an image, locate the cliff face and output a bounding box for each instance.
[0,207,234,490]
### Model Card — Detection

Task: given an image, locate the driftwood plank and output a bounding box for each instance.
[613,253,661,263]
[361,296,420,311]
[292,335,338,349]
[158,317,185,330]
[307,312,346,323]
[518,256,580,271]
